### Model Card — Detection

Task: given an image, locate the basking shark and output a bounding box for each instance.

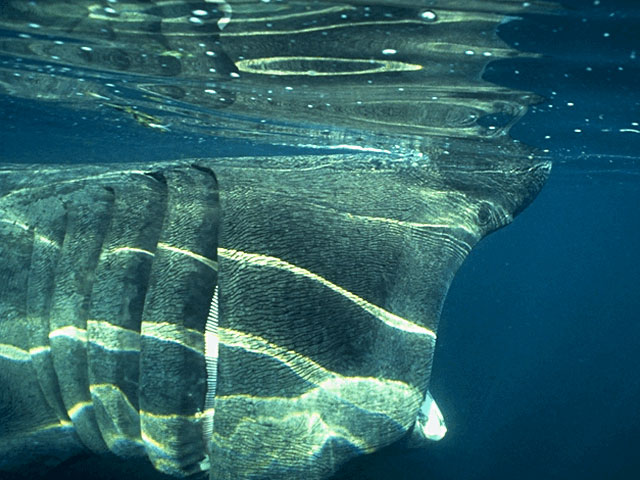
[0,1,554,479]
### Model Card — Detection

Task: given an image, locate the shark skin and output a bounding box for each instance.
[0,0,556,478]
[0,151,549,479]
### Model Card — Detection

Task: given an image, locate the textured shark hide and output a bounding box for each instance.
[0,0,556,479]
[0,151,548,479]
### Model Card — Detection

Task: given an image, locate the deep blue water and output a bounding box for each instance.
[1,1,639,479]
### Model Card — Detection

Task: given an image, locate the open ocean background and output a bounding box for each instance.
[1,0,639,479]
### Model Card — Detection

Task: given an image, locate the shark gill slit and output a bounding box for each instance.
[203,284,220,448]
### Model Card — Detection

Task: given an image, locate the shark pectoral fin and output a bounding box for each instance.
[411,390,447,445]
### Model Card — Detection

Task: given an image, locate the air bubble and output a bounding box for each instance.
[382,49,397,55]
[420,10,437,21]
